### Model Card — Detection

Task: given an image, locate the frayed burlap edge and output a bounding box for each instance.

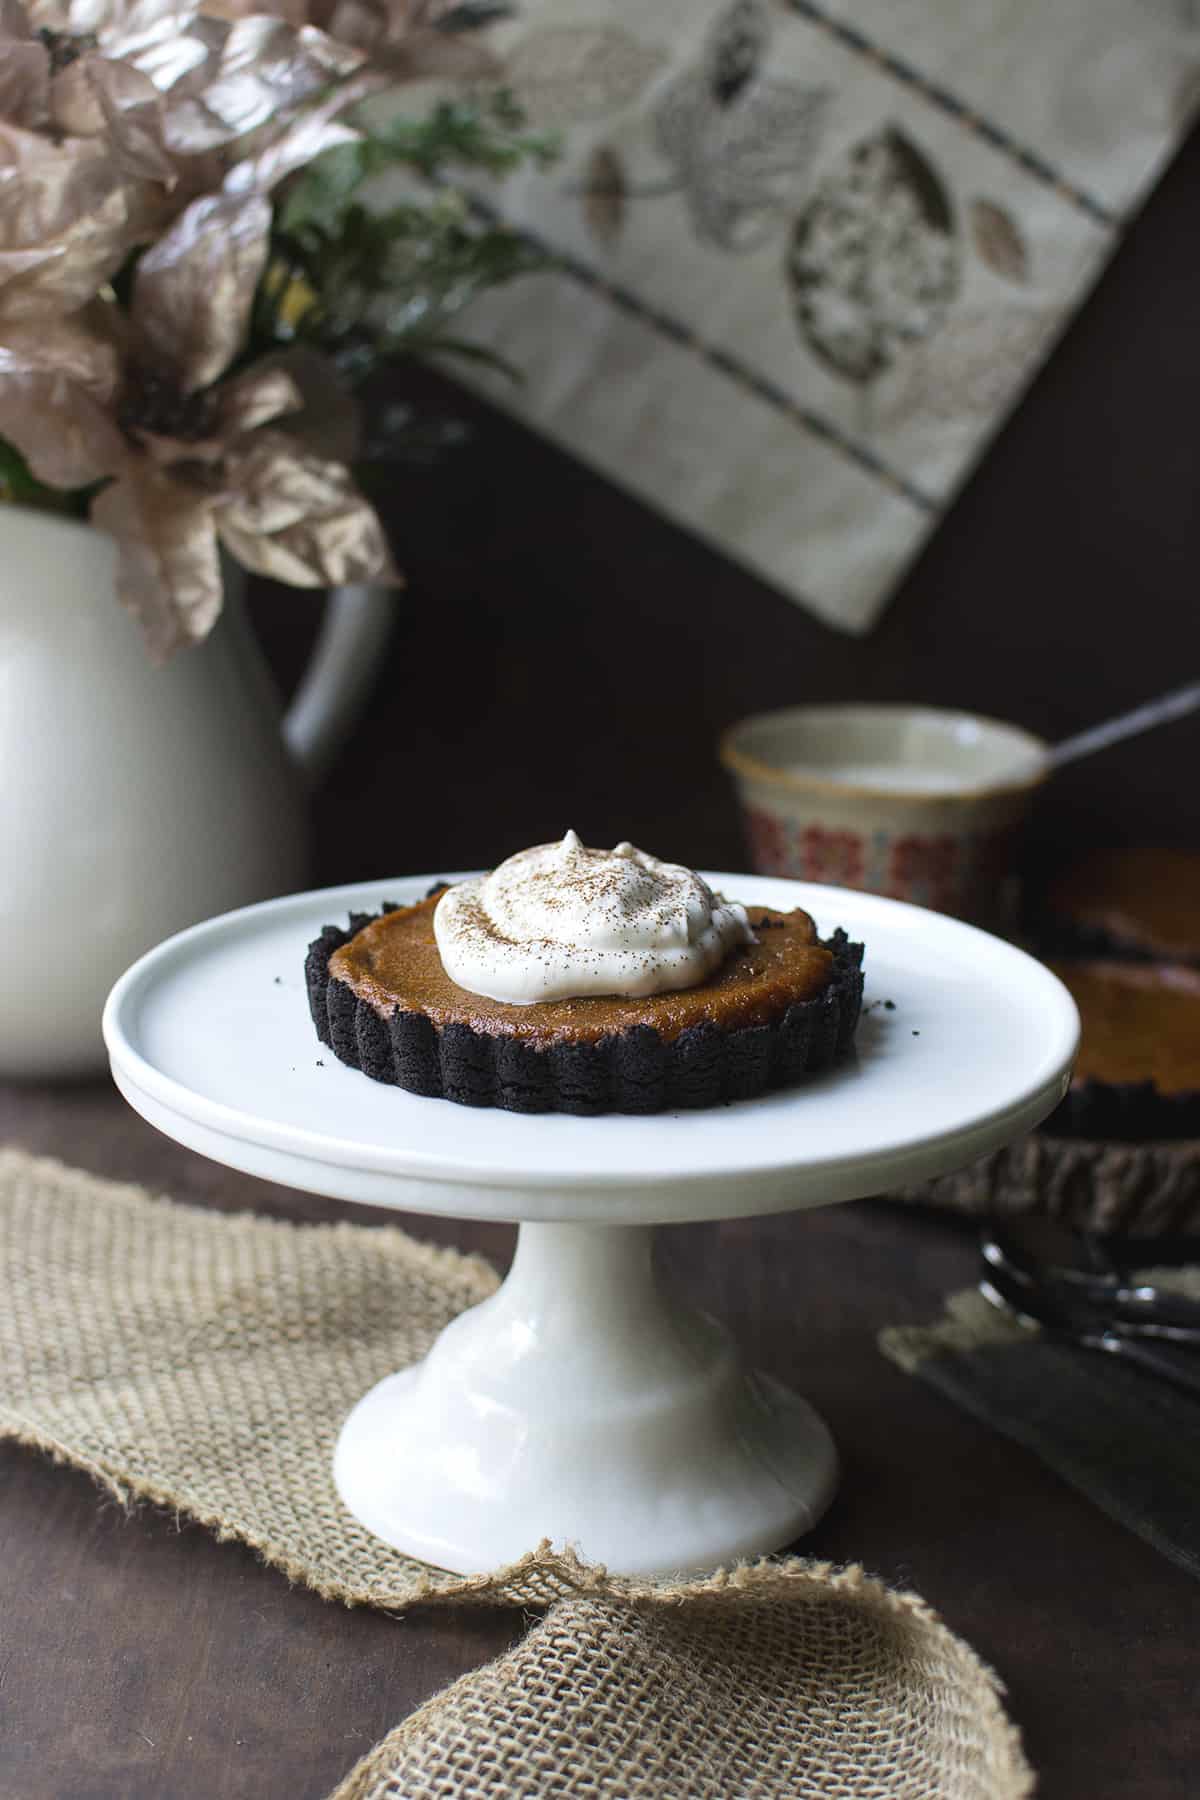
[330,1559,1034,1800]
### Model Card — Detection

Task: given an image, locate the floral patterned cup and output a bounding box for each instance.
[719,704,1049,923]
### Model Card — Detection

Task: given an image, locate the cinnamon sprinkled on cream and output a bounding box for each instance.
[433,831,755,1005]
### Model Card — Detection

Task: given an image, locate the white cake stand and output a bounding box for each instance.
[103,874,1077,1580]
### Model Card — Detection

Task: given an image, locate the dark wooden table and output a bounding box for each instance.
[2,1084,1196,1798]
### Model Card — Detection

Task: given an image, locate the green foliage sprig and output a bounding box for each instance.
[255,94,556,379]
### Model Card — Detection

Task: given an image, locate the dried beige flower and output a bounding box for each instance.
[0,190,396,658]
[0,0,370,318]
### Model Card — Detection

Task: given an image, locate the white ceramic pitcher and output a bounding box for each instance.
[0,507,392,1078]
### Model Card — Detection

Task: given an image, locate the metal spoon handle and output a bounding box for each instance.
[980,1271,1200,1399]
[1050,681,1200,770]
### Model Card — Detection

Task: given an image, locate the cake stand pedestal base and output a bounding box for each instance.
[333,1220,837,1578]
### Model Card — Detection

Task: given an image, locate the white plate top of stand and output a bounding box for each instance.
[104,873,1078,1224]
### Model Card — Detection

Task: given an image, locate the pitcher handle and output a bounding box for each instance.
[282,585,394,785]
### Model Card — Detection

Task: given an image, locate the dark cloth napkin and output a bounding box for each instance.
[880,1276,1200,1581]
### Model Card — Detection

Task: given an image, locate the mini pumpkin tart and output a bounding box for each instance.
[1042,848,1200,966]
[1044,959,1200,1141]
[306,834,864,1114]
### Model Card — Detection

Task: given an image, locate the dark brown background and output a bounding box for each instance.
[254,125,1200,887]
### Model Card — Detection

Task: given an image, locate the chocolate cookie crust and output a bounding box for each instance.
[305,897,864,1115]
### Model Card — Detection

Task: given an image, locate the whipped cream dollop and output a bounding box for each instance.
[434,831,755,1005]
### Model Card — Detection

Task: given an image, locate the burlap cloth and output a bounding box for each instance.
[1,1147,1032,1799]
